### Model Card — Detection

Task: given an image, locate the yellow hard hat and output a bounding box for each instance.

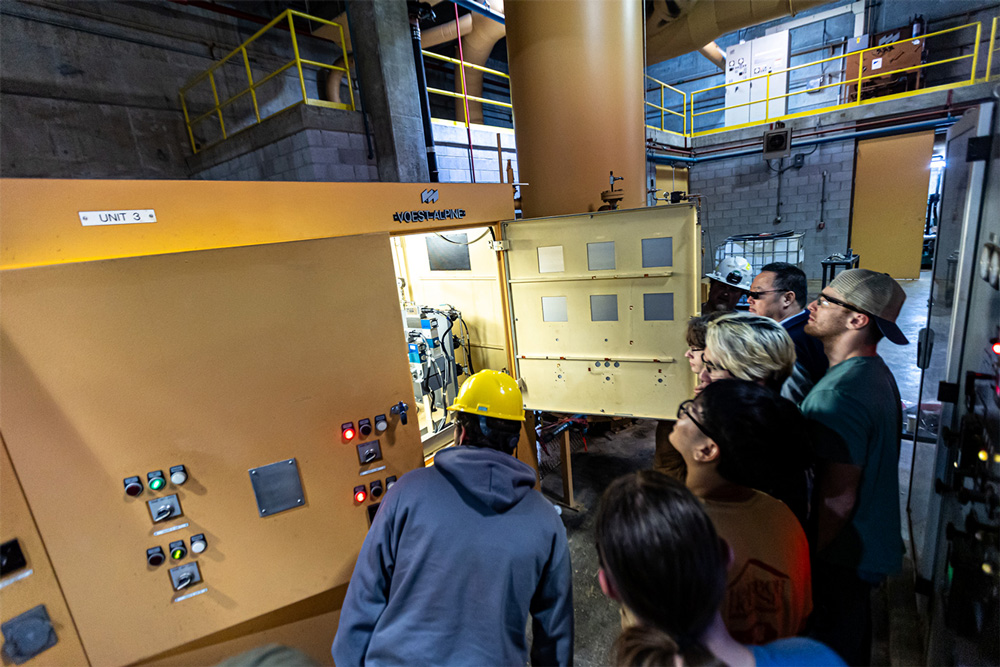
[447,370,525,422]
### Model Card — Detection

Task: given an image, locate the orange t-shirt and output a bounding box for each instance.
[703,490,812,644]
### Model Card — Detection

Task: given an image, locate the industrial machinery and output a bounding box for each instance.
[0,178,701,665]
[403,303,470,435]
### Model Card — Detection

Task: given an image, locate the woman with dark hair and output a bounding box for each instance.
[671,380,813,645]
[596,471,843,667]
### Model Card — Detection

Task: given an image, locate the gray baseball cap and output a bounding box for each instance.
[827,269,908,344]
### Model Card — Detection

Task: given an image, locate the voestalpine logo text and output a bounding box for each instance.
[393,189,466,223]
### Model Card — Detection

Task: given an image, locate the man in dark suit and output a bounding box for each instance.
[748,262,828,401]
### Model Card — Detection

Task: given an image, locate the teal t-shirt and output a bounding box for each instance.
[801,355,903,577]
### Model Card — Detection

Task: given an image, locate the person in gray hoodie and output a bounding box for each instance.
[331,370,574,666]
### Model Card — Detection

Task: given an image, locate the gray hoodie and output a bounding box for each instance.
[332,446,574,666]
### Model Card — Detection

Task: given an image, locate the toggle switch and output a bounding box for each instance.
[123,476,144,497]
[147,546,165,567]
[169,465,188,485]
[169,540,187,561]
[390,402,409,426]
[353,485,367,503]
[342,422,356,441]
[190,534,207,554]
[359,418,372,437]
[374,414,388,432]
[370,480,383,499]
[147,471,166,492]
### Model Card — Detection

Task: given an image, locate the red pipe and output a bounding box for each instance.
[455,3,476,183]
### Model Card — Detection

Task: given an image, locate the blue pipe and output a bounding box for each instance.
[649,117,958,166]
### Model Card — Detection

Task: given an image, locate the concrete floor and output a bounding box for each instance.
[539,272,938,665]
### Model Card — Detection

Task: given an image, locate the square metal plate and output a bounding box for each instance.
[248,458,304,517]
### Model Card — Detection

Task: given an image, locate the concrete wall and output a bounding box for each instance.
[0,0,356,180]
[432,121,518,184]
[690,140,855,279]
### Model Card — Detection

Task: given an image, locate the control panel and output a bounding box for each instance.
[0,226,426,665]
[725,31,790,126]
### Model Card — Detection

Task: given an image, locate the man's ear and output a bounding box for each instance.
[846,311,871,331]
[693,439,720,464]
[782,290,796,308]
[598,567,620,601]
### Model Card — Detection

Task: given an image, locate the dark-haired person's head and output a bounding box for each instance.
[447,370,524,455]
[671,380,813,524]
[596,471,728,667]
[748,262,807,321]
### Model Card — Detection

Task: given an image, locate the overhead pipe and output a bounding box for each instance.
[649,117,959,166]
[645,0,829,65]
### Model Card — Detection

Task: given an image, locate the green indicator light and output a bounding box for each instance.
[171,549,184,560]
[150,478,164,490]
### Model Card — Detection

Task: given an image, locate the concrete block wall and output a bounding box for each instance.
[431,121,518,184]
[690,139,856,280]
[0,0,352,180]
[193,128,377,182]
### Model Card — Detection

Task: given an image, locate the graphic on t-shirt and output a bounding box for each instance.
[725,558,790,644]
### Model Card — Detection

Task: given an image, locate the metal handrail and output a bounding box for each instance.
[422,49,512,128]
[688,20,992,137]
[179,9,355,154]
[645,74,688,136]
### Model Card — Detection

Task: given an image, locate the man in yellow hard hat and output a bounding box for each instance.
[332,370,574,666]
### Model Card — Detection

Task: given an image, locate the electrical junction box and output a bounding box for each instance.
[726,31,789,126]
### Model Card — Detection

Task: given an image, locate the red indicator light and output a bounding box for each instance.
[342,422,356,441]
[354,489,367,503]
[992,341,1000,355]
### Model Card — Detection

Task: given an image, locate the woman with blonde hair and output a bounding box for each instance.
[698,312,796,393]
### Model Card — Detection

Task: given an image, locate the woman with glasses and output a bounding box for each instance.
[654,313,725,480]
[596,471,843,667]
[669,379,814,646]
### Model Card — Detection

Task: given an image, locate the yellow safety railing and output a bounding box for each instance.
[688,20,993,137]
[422,50,512,127]
[645,75,688,137]
[179,9,354,154]
[988,16,999,81]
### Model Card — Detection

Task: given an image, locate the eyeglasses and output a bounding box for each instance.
[687,346,704,353]
[747,289,784,300]
[817,292,869,315]
[677,399,714,440]
[701,356,729,376]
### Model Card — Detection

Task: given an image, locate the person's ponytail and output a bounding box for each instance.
[614,625,725,667]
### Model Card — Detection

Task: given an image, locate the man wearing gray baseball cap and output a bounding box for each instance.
[799,269,907,665]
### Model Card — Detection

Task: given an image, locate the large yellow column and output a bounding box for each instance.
[506,0,646,218]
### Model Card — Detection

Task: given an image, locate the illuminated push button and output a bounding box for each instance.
[370,480,383,499]
[147,546,165,567]
[124,476,144,497]
[374,415,388,433]
[359,418,373,437]
[147,471,166,491]
[353,485,367,503]
[385,475,397,490]
[190,534,207,554]
[342,422,356,441]
[169,465,188,486]
[169,540,187,561]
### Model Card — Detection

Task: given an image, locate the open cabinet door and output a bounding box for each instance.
[502,205,700,419]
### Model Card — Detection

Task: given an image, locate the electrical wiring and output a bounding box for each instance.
[434,228,492,245]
